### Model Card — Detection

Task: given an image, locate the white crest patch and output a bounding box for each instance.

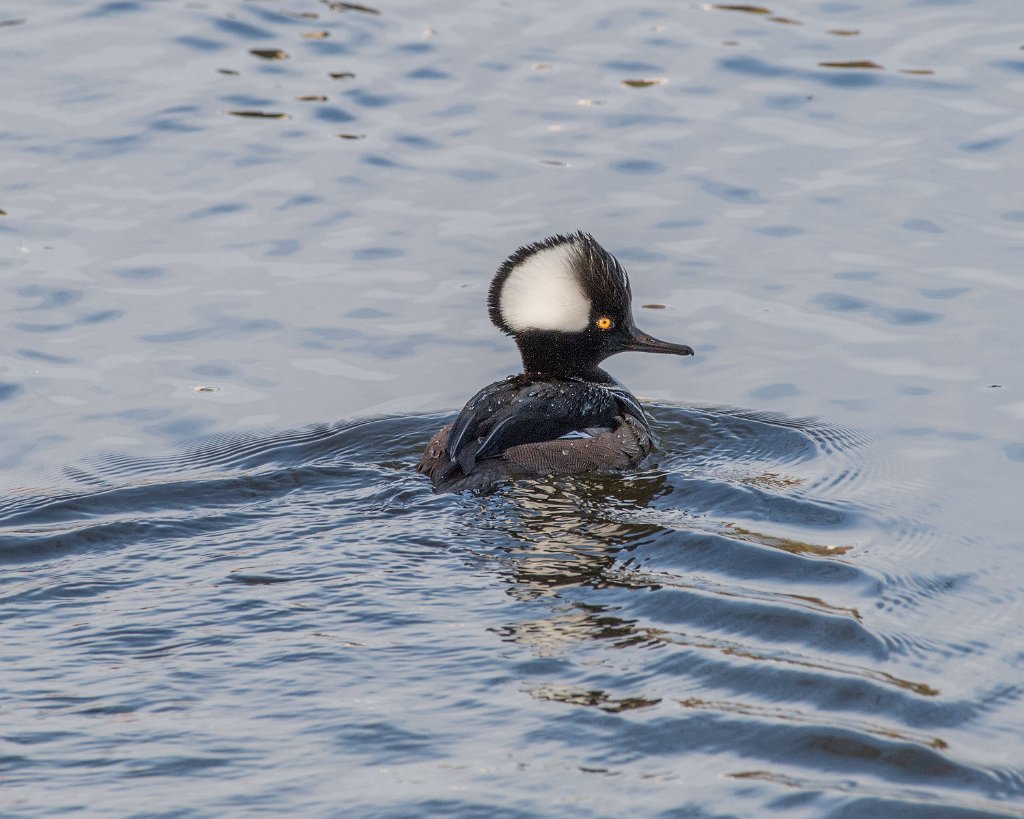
[499,242,590,332]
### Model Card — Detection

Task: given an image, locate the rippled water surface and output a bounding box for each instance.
[2,0,1023,816]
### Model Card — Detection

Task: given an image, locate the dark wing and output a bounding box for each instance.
[417,422,454,484]
[446,378,622,475]
[502,414,651,474]
[419,415,652,494]
[443,378,526,473]
[605,384,651,435]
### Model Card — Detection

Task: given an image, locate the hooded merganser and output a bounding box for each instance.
[418,231,694,493]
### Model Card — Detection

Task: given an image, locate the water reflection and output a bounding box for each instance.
[4,0,1024,811]
[0,404,1016,812]
[434,404,970,797]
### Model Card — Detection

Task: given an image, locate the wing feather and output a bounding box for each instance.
[445,376,644,476]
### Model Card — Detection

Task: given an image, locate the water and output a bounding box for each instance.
[2,0,1023,815]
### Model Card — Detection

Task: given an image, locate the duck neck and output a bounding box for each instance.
[514,332,612,383]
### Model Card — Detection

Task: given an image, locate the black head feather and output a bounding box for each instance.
[487,231,632,336]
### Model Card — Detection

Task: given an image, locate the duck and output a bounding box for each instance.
[417,231,693,493]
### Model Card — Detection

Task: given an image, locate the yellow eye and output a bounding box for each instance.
[595,316,613,330]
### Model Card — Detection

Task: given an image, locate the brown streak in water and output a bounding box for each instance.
[712,4,770,13]
[217,68,240,75]
[828,29,860,36]
[819,60,883,70]
[602,697,661,713]
[528,685,660,713]
[228,110,290,119]
[622,78,667,88]
[727,524,850,556]
[731,770,792,783]
[738,471,804,490]
[679,696,949,749]
[297,95,328,101]
[642,303,667,309]
[329,72,356,79]
[782,592,862,622]
[769,16,801,24]
[250,48,289,60]
[611,560,863,623]
[302,31,330,39]
[899,68,935,75]
[335,133,364,139]
[714,641,940,696]
[324,1,381,14]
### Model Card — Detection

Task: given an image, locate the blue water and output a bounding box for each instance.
[2,1,1023,816]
